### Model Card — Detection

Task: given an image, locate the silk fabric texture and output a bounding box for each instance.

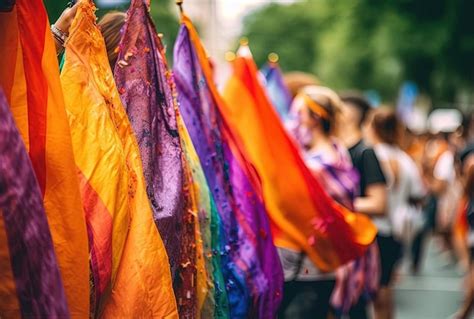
[60,1,177,317]
[0,1,90,316]
[222,47,377,271]
[174,15,283,319]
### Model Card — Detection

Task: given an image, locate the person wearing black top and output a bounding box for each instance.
[339,93,389,319]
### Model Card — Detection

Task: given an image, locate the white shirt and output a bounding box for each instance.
[434,151,455,182]
[374,144,426,236]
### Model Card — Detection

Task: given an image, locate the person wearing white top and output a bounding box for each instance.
[364,107,426,319]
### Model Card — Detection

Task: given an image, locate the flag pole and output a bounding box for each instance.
[176,0,184,15]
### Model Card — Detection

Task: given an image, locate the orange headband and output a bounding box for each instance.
[299,93,330,120]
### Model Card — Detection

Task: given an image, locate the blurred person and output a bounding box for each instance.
[284,73,321,149]
[338,93,388,319]
[278,86,341,319]
[338,93,387,218]
[403,129,432,274]
[423,130,461,265]
[281,87,380,319]
[453,145,474,319]
[364,107,426,319]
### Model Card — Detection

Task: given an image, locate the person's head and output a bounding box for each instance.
[283,72,320,99]
[339,91,372,130]
[365,107,401,146]
[292,86,340,137]
[98,11,126,69]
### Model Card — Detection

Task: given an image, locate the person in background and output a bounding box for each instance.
[338,93,387,319]
[53,4,126,70]
[364,108,426,319]
[453,145,474,319]
[278,86,343,319]
[282,87,379,319]
[97,11,127,69]
[284,73,320,149]
[423,131,460,266]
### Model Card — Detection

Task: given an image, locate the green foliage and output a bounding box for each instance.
[241,0,474,102]
[150,0,180,60]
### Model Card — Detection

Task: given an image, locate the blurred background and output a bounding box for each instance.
[45,0,474,112]
[43,1,474,318]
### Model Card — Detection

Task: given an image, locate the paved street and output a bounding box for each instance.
[395,239,465,319]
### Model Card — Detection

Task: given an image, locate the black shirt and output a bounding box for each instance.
[349,139,386,196]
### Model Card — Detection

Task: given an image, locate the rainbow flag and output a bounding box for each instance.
[176,110,230,319]
[0,1,90,316]
[60,1,177,317]
[174,15,283,319]
[222,47,377,272]
[260,62,292,118]
[0,89,68,318]
[177,106,230,318]
[113,0,186,278]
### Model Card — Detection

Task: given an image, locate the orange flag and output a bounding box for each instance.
[222,47,377,272]
[60,1,178,318]
[0,1,90,316]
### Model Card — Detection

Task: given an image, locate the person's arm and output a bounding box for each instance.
[354,148,387,216]
[354,182,387,216]
[425,175,448,195]
[51,2,79,55]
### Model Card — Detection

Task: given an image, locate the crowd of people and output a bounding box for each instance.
[277,76,474,318]
[1,0,474,318]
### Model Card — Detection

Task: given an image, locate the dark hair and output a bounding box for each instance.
[371,108,400,145]
[339,91,371,126]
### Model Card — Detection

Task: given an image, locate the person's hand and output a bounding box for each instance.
[52,2,79,54]
[54,2,79,35]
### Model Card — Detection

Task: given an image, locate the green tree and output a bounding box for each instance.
[241,0,474,103]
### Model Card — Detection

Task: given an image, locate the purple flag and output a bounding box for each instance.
[261,62,292,119]
[0,89,69,318]
[173,17,283,319]
[113,0,186,277]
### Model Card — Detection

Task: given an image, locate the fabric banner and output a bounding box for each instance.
[222,47,377,272]
[0,89,69,318]
[260,62,292,119]
[61,1,177,317]
[0,1,90,316]
[113,0,186,277]
[174,15,283,319]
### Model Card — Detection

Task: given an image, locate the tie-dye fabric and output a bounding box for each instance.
[176,111,230,319]
[173,16,283,319]
[114,0,186,277]
[0,89,68,318]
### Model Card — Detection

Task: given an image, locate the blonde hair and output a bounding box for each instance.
[98,11,126,69]
[292,85,341,134]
